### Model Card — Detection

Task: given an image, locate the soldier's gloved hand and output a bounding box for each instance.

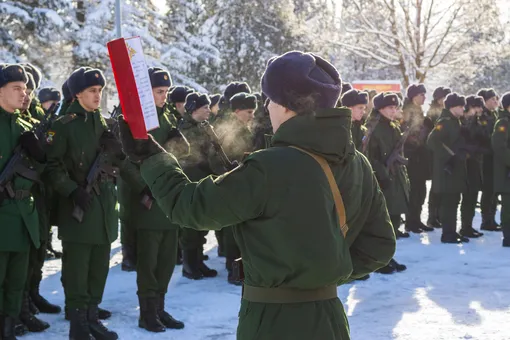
[70,187,93,212]
[99,131,124,159]
[19,131,46,163]
[118,115,166,163]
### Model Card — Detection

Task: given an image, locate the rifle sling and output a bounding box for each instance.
[289,146,348,237]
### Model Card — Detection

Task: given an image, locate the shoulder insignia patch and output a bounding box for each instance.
[435,124,443,131]
[498,125,506,133]
[214,162,244,185]
[46,130,56,144]
[480,120,488,126]
[58,113,78,125]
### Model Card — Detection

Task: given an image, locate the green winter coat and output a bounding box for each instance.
[351,120,366,151]
[491,109,510,193]
[0,107,41,251]
[45,101,118,245]
[139,107,395,339]
[427,109,467,194]
[481,109,498,192]
[118,105,187,230]
[461,116,486,191]
[402,102,432,181]
[366,114,410,215]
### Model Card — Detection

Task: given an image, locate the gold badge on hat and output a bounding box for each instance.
[18,67,23,73]
[95,73,99,78]
[164,75,168,80]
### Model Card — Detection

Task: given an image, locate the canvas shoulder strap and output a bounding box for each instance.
[289,146,349,237]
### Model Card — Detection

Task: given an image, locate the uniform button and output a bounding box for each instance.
[79,162,83,167]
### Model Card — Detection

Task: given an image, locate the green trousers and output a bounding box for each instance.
[136,229,178,298]
[428,189,441,223]
[121,219,137,252]
[25,240,47,291]
[406,167,427,223]
[62,242,110,309]
[389,214,401,235]
[439,193,461,236]
[500,194,510,240]
[180,228,207,251]
[0,251,29,316]
[223,226,240,261]
[237,298,350,340]
[461,189,478,227]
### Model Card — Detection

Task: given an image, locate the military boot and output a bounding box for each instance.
[182,249,203,280]
[13,317,28,336]
[460,225,483,238]
[157,295,184,329]
[197,249,217,278]
[68,308,94,340]
[480,219,502,232]
[441,232,469,244]
[503,239,510,247]
[405,220,423,234]
[121,245,136,272]
[427,217,442,229]
[30,283,62,314]
[87,305,118,340]
[389,259,407,272]
[29,295,39,315]
[138,297,165,333]
[1,315,18,340]
[19,292,50,332]
[66,305,111,321]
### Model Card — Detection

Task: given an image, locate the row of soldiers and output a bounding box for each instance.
[343,83,510,256]
[0,61,269,340]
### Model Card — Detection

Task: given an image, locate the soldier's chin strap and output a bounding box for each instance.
[288,146,348,238]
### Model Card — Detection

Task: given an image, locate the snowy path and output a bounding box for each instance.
[27,195,510,339]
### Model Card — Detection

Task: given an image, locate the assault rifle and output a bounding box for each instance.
[385,129,410,174]
[0,103,58,198]
[199,120,239,172]
[361,113,381,154]
[72,105,121,222]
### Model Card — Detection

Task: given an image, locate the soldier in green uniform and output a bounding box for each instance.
[477,88,502,231]
[213,82,251,124]
[459,95,486,238]
[0,64,46,339]
[341,89,368,150]
[212,92,257,285]
[177,92,218,280]
[365,92,408,273]
[492,92,510,247]
[118,51,396,340]
[118,67,186,332]
[168,86,194,122]
[427,93,470,244]
[208,94,221,119]
[402,84,435,233]
[45,67,120,340]
[252,93,272,151]
[38,88,61,113]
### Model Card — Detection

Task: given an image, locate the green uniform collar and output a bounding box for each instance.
[66,100,96,116]
[0,105,20,116]
[272,107,355,163]
[498,109,510,119]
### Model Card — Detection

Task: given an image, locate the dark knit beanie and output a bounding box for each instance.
[148,67,172,88]
[465,95,484,109]
[341,89,369,108]
[261,51,342,111]
[68,67,106,96]
[169,86,194,103]
[224,82,251,102]
[230,92,258,111]
[21,63,42,89]
[209,94,221,107]
[373,92,400,110]
[501,92,510,110]
[433,86,452,101]
[184,92,210,114]
[38,87,61,103]
[0,64,28,88]
[444,93,466,109]
[341,82,353,95]
[406,83,427,100]
[477,88,498,101]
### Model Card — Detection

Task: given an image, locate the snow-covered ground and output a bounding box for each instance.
[27,188,510,340]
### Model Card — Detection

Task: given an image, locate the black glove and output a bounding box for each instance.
[444,155,457,175]
[118,115,166,163]
[70,187,93,212]
[99,130,124,158]
[19,131,46,163]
